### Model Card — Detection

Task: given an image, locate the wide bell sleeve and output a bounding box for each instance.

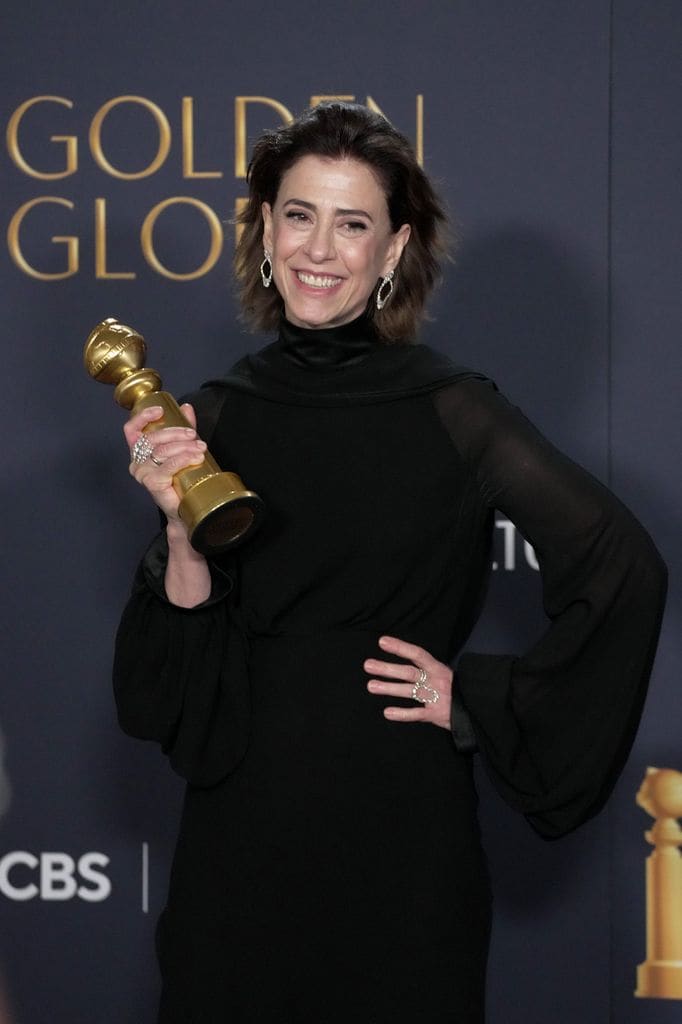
[433,380,667,839]
[112,383,250,787]
[113,532,250,786]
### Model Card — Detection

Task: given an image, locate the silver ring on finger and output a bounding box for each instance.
[150,454,164,467]
[411,667,440,705]
[131,434,154,465]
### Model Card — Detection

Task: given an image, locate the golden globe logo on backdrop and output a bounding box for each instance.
[5,94,424,282]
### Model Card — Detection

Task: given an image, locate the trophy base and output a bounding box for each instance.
[636,960,682,999]
[179,472,265,555]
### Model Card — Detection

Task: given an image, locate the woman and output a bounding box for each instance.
[115,103,667,1022]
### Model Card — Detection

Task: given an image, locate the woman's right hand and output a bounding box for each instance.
[123,403,207,525]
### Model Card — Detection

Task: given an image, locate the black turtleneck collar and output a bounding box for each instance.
[205,315,487,407]
[277,314,378,371]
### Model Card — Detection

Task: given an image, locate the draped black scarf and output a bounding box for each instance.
[205,315,485,407]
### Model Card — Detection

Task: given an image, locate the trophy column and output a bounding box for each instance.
[84,317,264,555]
[635,766,682,1000]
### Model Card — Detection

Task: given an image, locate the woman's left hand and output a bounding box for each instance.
[364,635,452,730]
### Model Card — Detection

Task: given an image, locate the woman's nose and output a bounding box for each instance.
[304,222,336,262]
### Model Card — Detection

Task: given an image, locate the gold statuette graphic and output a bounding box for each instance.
[84,317,264,555]
[635,767,682,1000]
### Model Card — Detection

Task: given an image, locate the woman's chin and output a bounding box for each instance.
[284,300,360,331]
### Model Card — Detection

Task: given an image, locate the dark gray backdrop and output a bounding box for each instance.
[1,2,679,1021]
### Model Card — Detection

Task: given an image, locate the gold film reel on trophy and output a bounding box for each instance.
[84,317,264,555]
[636,767,682,1000]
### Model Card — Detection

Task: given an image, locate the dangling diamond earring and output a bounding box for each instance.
[260,250,273,288]
[376,271,394,310]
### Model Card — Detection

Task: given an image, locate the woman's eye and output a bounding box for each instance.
[285,210,310,224]
[343,221,367,234]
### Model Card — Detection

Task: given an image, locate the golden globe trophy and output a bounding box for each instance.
[84,317,264,555]
[635,766,682,1000]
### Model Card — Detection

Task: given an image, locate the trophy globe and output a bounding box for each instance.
[84,317,264,554]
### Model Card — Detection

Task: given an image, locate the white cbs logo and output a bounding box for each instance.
[0,851,111,902]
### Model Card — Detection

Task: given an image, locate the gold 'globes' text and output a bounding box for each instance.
[5,94,424,281]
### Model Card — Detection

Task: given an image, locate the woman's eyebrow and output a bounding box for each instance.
[282,198,374,222]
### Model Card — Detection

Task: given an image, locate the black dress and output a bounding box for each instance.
[114,315,667,1023]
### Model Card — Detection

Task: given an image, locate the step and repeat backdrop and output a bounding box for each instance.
[2,2,680,1021]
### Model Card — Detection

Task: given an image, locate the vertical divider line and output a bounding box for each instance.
[142,841,149,914]
[607,0,614,491]
[607,5,615,1022]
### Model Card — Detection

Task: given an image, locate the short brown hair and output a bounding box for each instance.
[234,103,449,343]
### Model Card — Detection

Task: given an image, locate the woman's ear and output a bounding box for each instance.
[383,223,411,275]
[261,202,273,252]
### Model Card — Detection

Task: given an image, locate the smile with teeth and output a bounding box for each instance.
[296,271,343,289]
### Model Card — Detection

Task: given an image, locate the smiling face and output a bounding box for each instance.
[261,155,410,331]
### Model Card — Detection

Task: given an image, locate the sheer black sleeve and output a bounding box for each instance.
[112,385,250,786]
[433,380,667,839]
